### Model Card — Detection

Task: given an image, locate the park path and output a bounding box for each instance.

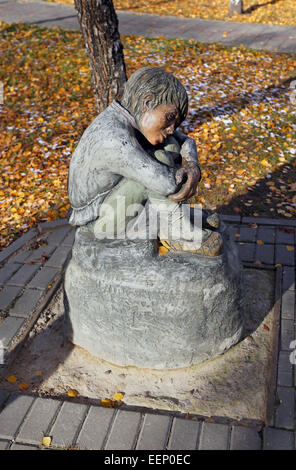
[0,0,296,53]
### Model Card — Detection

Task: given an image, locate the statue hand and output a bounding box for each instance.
[169,163,201,202]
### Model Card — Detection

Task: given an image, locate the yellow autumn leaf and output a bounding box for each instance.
[286,245,294,251]
[7,375,17,383]
[101,398,115,408]
[260,158,269,166]
[42,436,51,447]
[67,388,78,398]
[18,381,29,391]
[159,246,169,256]
[257,240,264,245]
[113,392,124,402]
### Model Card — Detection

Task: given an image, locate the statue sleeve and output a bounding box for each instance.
[173,130,199,165]
[100,139,179,197]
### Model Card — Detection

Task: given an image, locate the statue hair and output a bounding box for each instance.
[120,67,188,124]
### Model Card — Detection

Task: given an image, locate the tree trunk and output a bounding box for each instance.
[229,0,243,15]
[74,0,127,113]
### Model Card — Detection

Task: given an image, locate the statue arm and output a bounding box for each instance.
[100,140,180,197]
[173,130,199,165]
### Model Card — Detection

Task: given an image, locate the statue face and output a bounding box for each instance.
[138,103,180,146]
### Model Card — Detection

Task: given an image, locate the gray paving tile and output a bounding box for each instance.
[257,226,275,244]
[0,229,38,264]
[49,401,88,448]
[220,215,241,223]
[38,218,69,232]
[10,442,40,450]
[46,226,72,246]
[44,245,72,268]
[0,316,26,348]
[0,263,21,285]
[167,418,200,450]
[230,425,261,450]
[0,394,35,440]
[17,397,62,445]
[61,228,76,247]
[0,439,9,450]
[12,250,32,264]
[198,422,230,450]
[6,263,40,287]
[263,427,294,450]
[0,285,23,310]
[237,243,256,262]
[242,217,296,226]
[0,390,10,408]
[254,243,274,265]
[136,414,171,450]
[27,266,60,290]
[280,319,295,351]
[105,410,142,450]
[275,227,295,245]
[226,225,241,242]
[76,405,115,450]
[277,351,294,387]
[275,245,295,266]
[282,267,295,291]
[281,290,295,320]
[24,244,56,265]
[9,288,43,318]
[239,227,257,243]
[274,387,295,430]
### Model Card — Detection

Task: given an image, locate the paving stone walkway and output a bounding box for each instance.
[0,215,295,450]
[1,0,296,53]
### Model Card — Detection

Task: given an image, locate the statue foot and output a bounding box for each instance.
[160,229,224,256]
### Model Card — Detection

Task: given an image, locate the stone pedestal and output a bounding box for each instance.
[64,224,244,369]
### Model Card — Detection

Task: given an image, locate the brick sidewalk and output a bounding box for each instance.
[0,215,295,450]
[0,0,296,53]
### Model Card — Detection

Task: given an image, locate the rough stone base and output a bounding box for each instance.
[64,225,244,369]
[1,267,278,423]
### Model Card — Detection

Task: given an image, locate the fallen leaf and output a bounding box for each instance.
[18,381,29,391]
[159,246,168,256]
[286,246,294,251]
[263,324,270,331]
[41,436,51,447]
[34,370,43,377]
[256,240,264,245]
[101,398,115,408]
[113,392,124,402]
[7,375,17,383]
[67,388,78,398]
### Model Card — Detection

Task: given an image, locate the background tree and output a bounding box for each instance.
[229,0,243,15]
[74,0,127,113]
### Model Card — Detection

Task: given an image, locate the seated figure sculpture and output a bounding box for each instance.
[68,66,221,254]
[64,67,245,369]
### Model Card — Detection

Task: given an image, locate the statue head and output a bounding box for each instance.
[120,67,188,145]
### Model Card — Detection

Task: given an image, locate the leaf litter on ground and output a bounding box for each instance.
[0,21,296,251]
